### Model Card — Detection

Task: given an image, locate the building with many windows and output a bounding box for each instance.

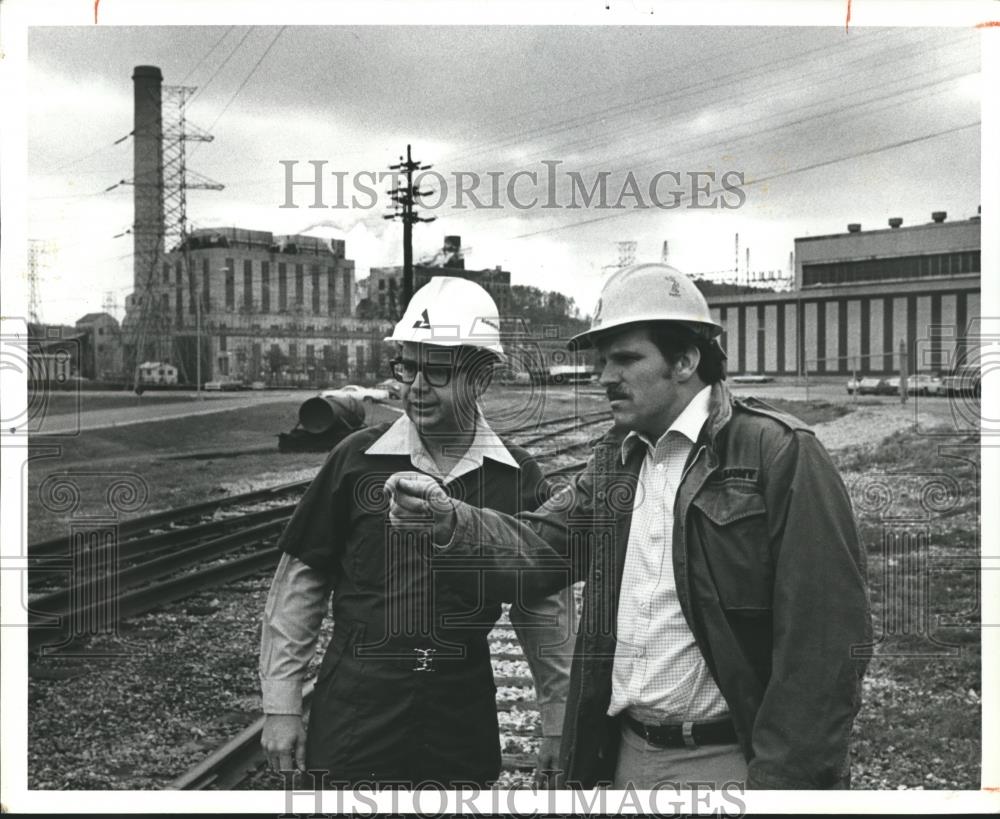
[705,211,981,376]
[122,228,392,386]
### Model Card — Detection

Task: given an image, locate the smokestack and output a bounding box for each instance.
[661,240,669,263]
[132,65,164,290]
[931,211,946,223]
[888,217,903,229]
[442,235,463,269]
[847,223,861,233]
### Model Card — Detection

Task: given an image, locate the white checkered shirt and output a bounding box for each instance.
[606,386,731,724]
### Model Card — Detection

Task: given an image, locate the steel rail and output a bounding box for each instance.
[29,479,311,558]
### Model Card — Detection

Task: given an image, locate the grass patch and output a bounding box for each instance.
[835,426,980,474]
[31,391,207,418]
[747,397,853,426]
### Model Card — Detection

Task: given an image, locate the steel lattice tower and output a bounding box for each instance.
[124,68,222,389]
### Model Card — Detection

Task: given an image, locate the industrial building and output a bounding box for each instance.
[707,211,981,377]
[366,236,513,318]
[120,65,390,386]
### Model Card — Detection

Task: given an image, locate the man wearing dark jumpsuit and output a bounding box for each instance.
[259,277,573,787]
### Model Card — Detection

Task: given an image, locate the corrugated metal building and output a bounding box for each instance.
[707,212,980,376]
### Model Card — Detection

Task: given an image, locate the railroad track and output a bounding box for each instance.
[28,412,606,652]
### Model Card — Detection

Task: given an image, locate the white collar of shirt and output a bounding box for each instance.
[620,385,712,464]
[365,408,519,483]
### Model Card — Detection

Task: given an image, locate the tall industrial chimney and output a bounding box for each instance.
[132,66,164,291]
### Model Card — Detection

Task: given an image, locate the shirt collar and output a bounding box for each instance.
[365,409,519,481]
[620,385,712,464]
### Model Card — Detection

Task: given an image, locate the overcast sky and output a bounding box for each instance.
[25,22,983,325]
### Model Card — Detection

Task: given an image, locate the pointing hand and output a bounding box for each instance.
[384,471,457,545]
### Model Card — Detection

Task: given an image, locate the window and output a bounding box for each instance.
[261,262,271,312]
[98,327,104,336]
[202,258,211,311]
[176,261,183,285]
[295,264,304,306]
[278,263,288,310]
[311,265,321,314]
[220,334,227,352]
[379,279,386,291]
[225,258,235,309]
[342,271,352,308]
[244,260,253,310]
[327,267,337,314]
[163,263,170,284]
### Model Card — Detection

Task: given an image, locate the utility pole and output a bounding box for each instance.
[384,145,435,317]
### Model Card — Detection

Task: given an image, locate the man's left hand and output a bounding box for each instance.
[535,735,563,788]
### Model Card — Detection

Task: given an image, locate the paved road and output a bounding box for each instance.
[31,391,309,435]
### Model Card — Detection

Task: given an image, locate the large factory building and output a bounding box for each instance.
[122,227,389,386]
[707,211,981,377]
[120,65,390,386]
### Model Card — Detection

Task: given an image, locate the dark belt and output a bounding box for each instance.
[622,713,737,749]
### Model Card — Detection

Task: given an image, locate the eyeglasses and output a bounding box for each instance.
[389,356,455,388]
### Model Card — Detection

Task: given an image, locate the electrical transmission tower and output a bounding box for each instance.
[383,144,436,318]
[27,239,48,324]
[618,241,637,268]
[124,81,223,390]
[601,240,637,274]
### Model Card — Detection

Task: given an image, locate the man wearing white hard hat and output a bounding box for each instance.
[387,263,872,790]
[258,276,573,787]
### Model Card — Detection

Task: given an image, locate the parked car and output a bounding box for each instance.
[321,384,390,403]
[376,378,403,400]
[941,367,981,397]
[730,374,774,384]
[857,376,895,396]
[905,374,943,396]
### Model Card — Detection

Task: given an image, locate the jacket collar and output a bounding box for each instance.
[364,409,519,483]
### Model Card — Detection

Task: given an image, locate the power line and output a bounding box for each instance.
[190,26,255,103]
[505,121,980,242]
[181,26,236,85]
[199,26,287,138]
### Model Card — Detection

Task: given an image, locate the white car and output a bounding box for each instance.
[321,384,389,403]
[905,374,943,396]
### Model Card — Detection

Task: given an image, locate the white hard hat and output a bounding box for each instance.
[385,276,505,359]
[570,262,723,348]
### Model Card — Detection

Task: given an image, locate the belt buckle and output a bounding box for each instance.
[682,720,697,748]
[412,647,436,672]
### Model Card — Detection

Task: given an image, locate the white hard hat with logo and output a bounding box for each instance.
[385,275,505,359]
[570,262,723,349]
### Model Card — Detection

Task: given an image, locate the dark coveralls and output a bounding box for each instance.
[275,422,550,787]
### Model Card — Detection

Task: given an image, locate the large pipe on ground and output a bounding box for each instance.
[298,394,366,435]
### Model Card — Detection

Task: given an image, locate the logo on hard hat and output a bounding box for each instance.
[592,298,603,326]
[667,277,682,297]
[413,309,432,329]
